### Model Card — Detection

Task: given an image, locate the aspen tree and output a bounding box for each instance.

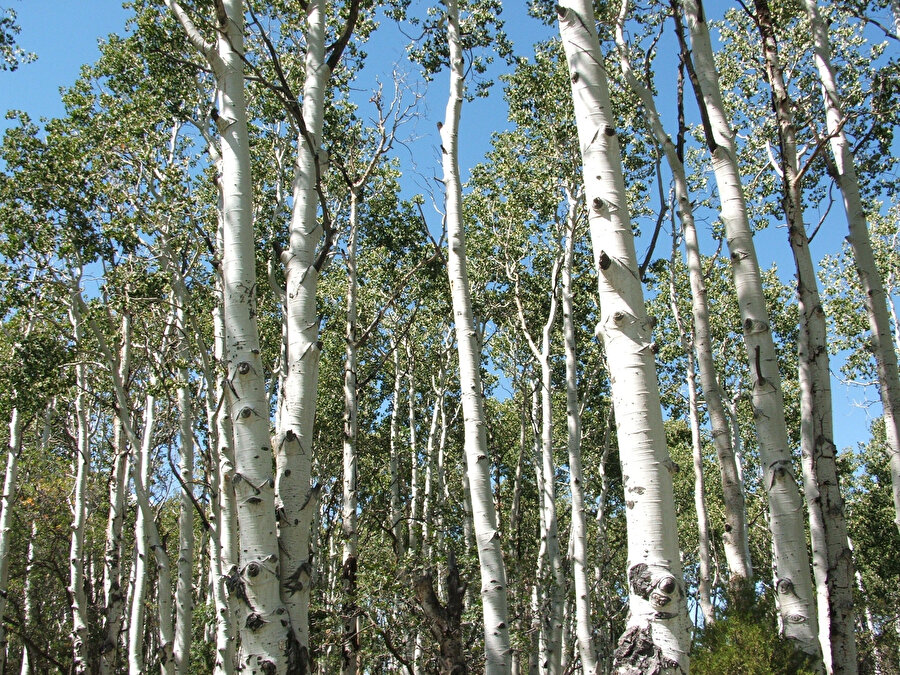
[100,312,131,675]
[510,253,565,675]
[752,2,858,670]
[557,1,691,670]
[561,188,599,673]
[440,0,512,669]
[613,0,753,593]
[676,0,819,656]
[165,1,296,669]
[803,0,900,537]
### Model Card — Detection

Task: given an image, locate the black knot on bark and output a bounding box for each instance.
[598,250,612,270]
[592,196,605,212]
[604,126,616,136]
[246,612,266,631]
[247,562,260,577]
[237,361,251,374]
[571,71,579,83]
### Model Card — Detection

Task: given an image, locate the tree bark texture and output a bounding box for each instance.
[614,0,754,592]
[441,1,512,671]
[679,0,820,656]
[755,2,858,671]
[803,0,900,538]
[558,2,691,670]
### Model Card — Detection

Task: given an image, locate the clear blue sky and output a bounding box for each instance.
[0,1,883,454]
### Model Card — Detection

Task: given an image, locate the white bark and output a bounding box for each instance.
[511,255,564,675]
[390,343,404,557]
[561,191,599,674]
[668,236,715,626]
[803,0,900,538]
[440,4,512,670]
[558,2,691,670]
[100,313,132,674]
[407,338,420,554]
[276,0,329,660]
[174,302,195,674]
[614,0,753,590]
[342,193,361,675]
[20,519,38,675]
[0,406,24,674]
[680,0,819,654]
[68,294,92,674]
[166,0,293,669]
[754,3,858,671]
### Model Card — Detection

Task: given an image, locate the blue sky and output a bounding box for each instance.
[0,1,885,453]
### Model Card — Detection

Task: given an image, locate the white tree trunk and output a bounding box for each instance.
[755,3,858,670]
[679,0,819,656]
[100,313,132,675]
[165,0,294,670]
[342,194,361,675]
[803,0,900,537]
[68,294,92,674]
[407,338,420,555]
[440,3,512,670]
[558,2,691,670]
[669,237,716,626]
[512,258,564,675]
[390,343,405,557]
[614,0,753,592]
[0,406,24,674]
[561,191,599,674]
[174,301,195,674]
[20,519,38,675]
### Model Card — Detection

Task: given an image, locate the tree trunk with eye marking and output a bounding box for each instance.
[557,2,691,671]
[676,0,820,659]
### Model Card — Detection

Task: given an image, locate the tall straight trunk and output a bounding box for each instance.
[614,0,753,592]
[68,294,92,674]
[165,1,295,669]
[100,313,132,675]
[342,193,361,675]
[174,302,195,674]
[0,406,24,674]
[277,0,329,659]
[390,343,404,558]
[407,338,420,555]
[440,1,511,670]
[754,3,857,670]
[561,189,598,674]
[530,380,546,675]
[512,258,564,675]
[128,388,157,675]
[803,0,900,536]
[678,0,819,655]
[557,2,691,670]
[20,519,38,675]
[668,232,716,626]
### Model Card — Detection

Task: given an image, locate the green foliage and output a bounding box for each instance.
[691,592,819,675]
[0,5,34,71]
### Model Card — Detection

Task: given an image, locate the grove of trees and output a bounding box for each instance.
[0,0,897,673]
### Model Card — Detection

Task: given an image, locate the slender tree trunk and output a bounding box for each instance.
[68,293,92,674]
[677,0,820,656]
[166,1,295,670]
[342,193,361,675]
[0,405,24,674]
[390,343,405,558]
[558,2,691,670]
[20,519,38,675]
[440,3,511,670]
[803,0,900,537]
[407,338,420,556]
[753,3,858,670]
[174,302,195,674]
[561,188,599,674]
[100,314,132,675]
[511,257,564,675]
[614,0,753,594]
[669,231,716,626]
